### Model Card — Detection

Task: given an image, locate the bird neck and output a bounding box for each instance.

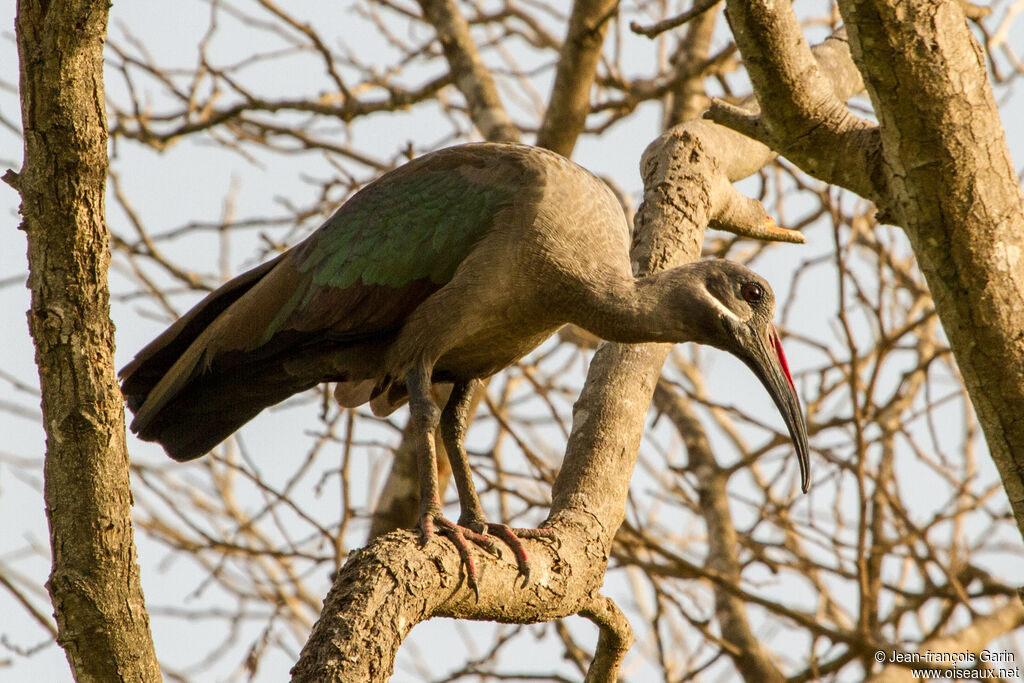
[571,272,683,345]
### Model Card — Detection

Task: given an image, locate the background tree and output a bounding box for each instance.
[1,0,1023,681]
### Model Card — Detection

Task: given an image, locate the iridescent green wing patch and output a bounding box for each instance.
[301,168,514,290]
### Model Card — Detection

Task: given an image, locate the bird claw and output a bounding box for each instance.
[418,512,557,594]
[418,512,498,598]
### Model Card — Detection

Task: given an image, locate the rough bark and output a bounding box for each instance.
[11,1,161,680]
[717,0,1024,539]
[843,0,1024,539]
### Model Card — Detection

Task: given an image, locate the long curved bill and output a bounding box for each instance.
[741,324,810,492]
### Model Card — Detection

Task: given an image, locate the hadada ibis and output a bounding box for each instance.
[120,142,809,589]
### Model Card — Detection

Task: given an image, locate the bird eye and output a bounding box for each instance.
[741,283,763,303]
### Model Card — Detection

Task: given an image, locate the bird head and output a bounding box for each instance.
[678,260,811,492]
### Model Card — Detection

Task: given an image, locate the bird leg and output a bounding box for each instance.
[406,364,499,595]
[440,379,557,586]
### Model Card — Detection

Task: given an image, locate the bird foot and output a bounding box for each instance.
[462,521,557,587]
[418,510,557,596]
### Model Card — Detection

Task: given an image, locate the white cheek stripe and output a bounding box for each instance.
[708,295,741,322]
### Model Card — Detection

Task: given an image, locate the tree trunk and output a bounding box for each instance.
[840,0,1024,540]
[12,0,161,680]
[716,0,1024,537]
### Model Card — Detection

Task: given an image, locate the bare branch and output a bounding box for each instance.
[630,0,721,39]
[579,595,633,682]
[536,0,619,155]
[416,0,520,142]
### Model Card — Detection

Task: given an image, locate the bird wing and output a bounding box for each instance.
[254,145,521,345]
[124,145,522,439]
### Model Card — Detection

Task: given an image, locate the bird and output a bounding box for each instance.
[120,142,809,590]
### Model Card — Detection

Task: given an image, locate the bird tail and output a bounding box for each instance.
[118,252,332,461]
[125,354,327,461]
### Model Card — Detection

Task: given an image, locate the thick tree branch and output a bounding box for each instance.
[646,33,862,245]
[708,9,878,199]
[714,0,1024,610]
[640,121,803,243]
[14,0,160,679]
